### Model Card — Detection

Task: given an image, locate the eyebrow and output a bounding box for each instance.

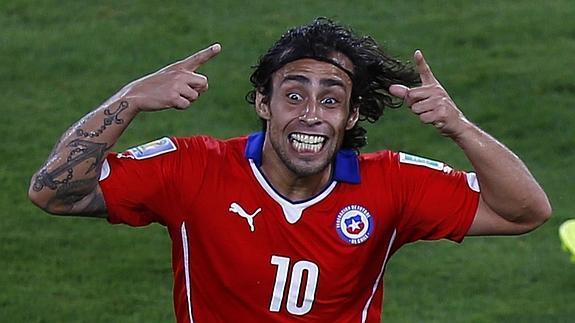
[281,74,346,89]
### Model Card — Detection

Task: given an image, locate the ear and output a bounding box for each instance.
[345,106,359,130]
[255,91,271,120]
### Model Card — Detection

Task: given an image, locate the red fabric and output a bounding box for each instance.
[99,136,479,323]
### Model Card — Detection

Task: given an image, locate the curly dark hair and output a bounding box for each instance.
[246,17,421,150]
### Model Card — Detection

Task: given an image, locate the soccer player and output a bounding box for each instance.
[28,18,551,322]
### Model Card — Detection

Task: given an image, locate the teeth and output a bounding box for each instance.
[290,133,324,153]
[291,133,325,145]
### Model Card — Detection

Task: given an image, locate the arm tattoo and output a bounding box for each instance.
[46,178,107,215]
[46,177,97,210]
[76,101,128,138]
[81,189,107,215]
[33,100,129,213]
[33,140,108,192]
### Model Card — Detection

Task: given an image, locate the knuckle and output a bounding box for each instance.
[175,72,191,81]
[404,91,411,100]
[169,92,181,102]
[197,74,208,83]
[175,99,189,109]
[404,93,414,106]
[435,106,446,118]
[194,74,208,87]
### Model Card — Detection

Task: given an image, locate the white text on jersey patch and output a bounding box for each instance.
[399,152,444,171]
[335,205,374,245]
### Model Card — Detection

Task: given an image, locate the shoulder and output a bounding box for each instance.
[354,150,399,185]
[173,135,248,153]
[358,150,397,163]
[171,135,250,169]
[171,136,247,155]
[359,150,453,172]
[358,150,399,172]
[109,135,249,170]
[357,150,460,184]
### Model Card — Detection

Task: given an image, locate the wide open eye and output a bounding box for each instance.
[320,97,339,106]
[287,93,303,101]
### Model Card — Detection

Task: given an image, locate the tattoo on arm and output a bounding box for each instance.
[81,188,107,216]
[32,100,130,215]
[46,178,107,216]
[33,140,108,192]
[76,101,128,138]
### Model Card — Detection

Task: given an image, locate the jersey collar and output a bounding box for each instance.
[244,131,360,184]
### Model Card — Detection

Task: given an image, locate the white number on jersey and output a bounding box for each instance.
[269,255,319,315]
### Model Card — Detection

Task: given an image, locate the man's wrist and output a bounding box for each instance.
[110,96,142,116]
[450,119,480,147]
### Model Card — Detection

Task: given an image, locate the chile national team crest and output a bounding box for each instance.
[335,205,374,245]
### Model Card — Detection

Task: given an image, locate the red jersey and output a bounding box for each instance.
[99,132,480,322]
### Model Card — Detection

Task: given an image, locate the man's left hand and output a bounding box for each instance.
[389,50,471,139]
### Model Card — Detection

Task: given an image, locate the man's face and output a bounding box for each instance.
[256,54,359,177]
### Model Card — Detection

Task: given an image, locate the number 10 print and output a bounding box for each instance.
[269,255,319,315]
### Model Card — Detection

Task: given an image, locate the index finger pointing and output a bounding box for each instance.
[181,43,222,70]
[414,50,438,85]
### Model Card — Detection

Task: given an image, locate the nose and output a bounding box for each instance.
[299,101,321,125]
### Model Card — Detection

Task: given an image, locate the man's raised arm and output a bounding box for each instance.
[389,50,552,235]
[28,44,221,217]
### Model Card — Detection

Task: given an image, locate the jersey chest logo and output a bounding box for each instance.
[335,205,374,245]
[229,202,261,232]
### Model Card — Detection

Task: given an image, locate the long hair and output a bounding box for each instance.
[246,18,420,150]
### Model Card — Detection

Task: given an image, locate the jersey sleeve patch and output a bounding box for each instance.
[465,172,481,192]
[119,137,177,160]
[99,159,111,181]
[399,152,444,171]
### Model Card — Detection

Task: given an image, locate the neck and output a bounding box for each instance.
[261,164,332,202]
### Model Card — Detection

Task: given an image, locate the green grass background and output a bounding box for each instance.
[1,0,574,322]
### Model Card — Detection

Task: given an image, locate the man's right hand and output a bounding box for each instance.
[121,43,221,111]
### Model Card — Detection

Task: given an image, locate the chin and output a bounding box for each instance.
[285,158,331,177]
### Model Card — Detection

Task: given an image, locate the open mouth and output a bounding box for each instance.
[289,132,327,153]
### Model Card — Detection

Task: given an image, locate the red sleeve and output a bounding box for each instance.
[98,136,209,227]
[391,151,480,245]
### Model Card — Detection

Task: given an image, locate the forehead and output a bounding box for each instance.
[273,54,354,86]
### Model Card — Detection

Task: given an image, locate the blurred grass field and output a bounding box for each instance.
[1,0,574,322]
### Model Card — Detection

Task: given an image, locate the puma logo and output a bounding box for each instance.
[229,202,261,232]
